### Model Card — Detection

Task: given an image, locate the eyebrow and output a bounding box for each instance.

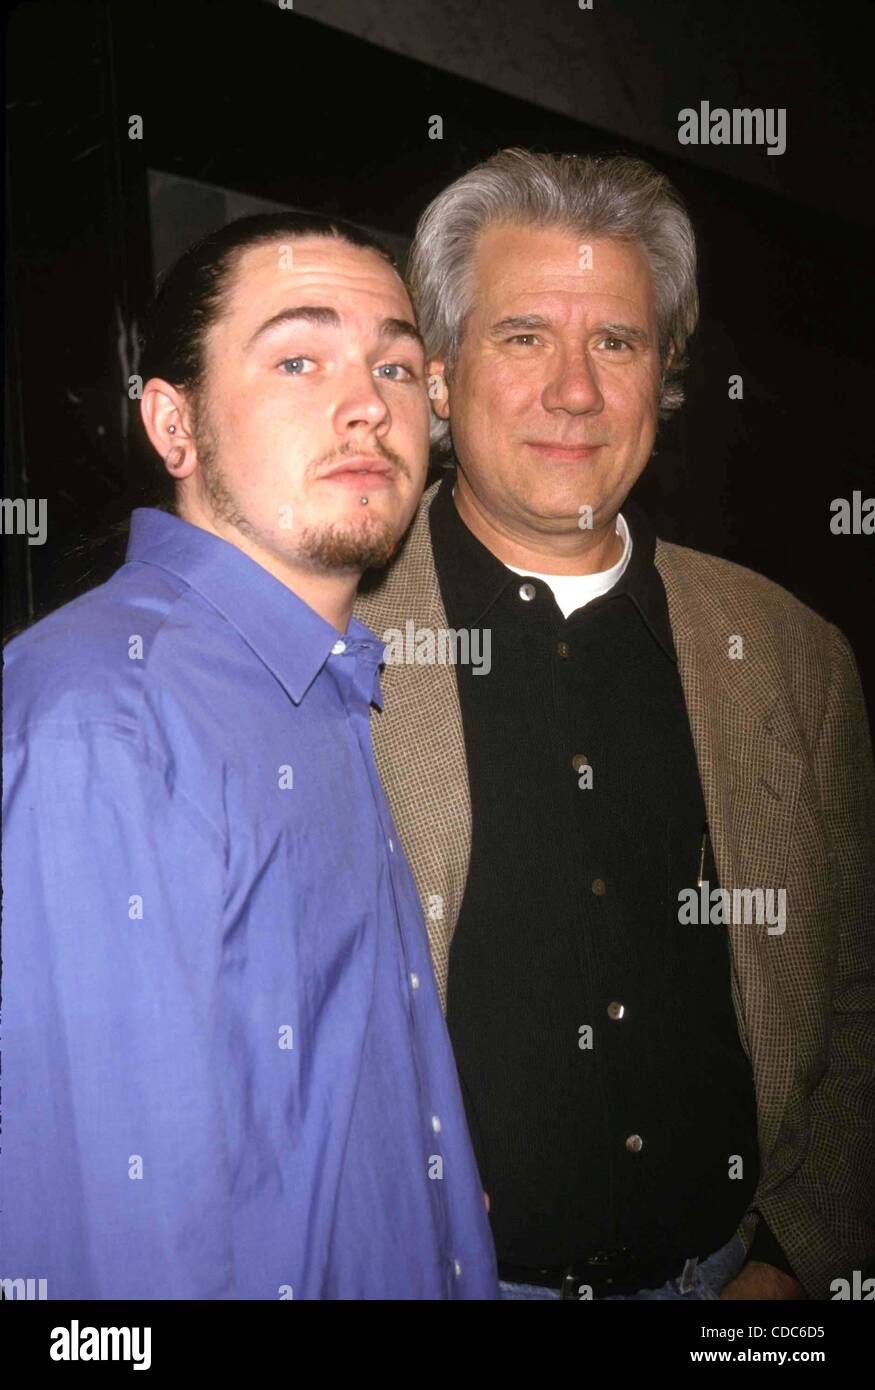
[489,315,551,336]
[489,314,650,346]
[599,321,651,346]
[245,305,425,352]
[379,317,426,352]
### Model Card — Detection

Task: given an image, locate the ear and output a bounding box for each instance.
[140,379,199,480]
[426,359,451,422]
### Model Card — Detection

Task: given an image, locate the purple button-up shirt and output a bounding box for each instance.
[1,508,498,1299]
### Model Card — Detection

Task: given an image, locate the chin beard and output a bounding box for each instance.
[295,516,400,572]
[191,414,402,572]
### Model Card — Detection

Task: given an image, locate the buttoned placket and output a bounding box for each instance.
[327,639,460,1290]
[559,603,649,1223]
[538,588,635,1242]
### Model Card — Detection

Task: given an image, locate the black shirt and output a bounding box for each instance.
[430,473,761,1266]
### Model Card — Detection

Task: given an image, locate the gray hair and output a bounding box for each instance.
[407,148,699,451]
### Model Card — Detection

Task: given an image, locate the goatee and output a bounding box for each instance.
[296,516,399,572]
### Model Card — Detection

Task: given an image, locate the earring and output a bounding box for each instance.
[165,445,185,470]
[168,424,176,434]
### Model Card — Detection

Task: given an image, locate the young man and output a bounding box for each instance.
[1,212,498,1300]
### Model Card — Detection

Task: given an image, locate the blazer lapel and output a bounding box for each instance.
[656,541,805,1163]
[354,483,471,1007]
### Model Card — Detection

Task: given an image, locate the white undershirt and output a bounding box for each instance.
[503,513,633,620]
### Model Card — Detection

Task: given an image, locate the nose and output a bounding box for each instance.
[541,348,605,415]
[333,366,392,438]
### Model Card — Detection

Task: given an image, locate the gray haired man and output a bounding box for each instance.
[355,149,874,1301]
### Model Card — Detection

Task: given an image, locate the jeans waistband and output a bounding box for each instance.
[497,1249,688,1298]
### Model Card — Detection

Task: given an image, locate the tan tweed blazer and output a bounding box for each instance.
[354,480,875,1300]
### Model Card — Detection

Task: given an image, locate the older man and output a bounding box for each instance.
[355,149,874,1301]
[1,211,498,1299]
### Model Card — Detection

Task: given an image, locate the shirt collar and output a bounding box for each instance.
[428,472,677,662]
[125,508,386,707]
[505,508,633,602]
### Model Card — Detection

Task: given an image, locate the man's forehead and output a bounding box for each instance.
[229,237,410,313]
[473,223,654,299]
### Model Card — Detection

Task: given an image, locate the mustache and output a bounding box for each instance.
[310,440,409,479]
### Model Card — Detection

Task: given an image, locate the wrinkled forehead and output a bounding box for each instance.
[470,221,656,314]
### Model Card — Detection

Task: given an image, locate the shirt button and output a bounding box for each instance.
[557,641,571,659]
[453,1259,462,1278]
[591,877,607,896]
[518,582,536,602]
[607,1001,625,1020]
[410,972,420,991]
[330,639,346,655]
[571,753,588,771]
[625,1133,644,1153]
[431,1115,442,1134]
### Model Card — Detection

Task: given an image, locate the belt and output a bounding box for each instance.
[498,1248,690,1300]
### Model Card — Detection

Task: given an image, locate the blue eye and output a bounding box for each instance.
[375,363,412,381]
[280,358,316,374]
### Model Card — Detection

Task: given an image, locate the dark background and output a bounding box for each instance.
[4,0,874,715]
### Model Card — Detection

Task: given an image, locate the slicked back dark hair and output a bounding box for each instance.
[139,211,397,393]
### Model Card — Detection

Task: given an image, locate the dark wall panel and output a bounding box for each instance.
[5,0,873,715]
